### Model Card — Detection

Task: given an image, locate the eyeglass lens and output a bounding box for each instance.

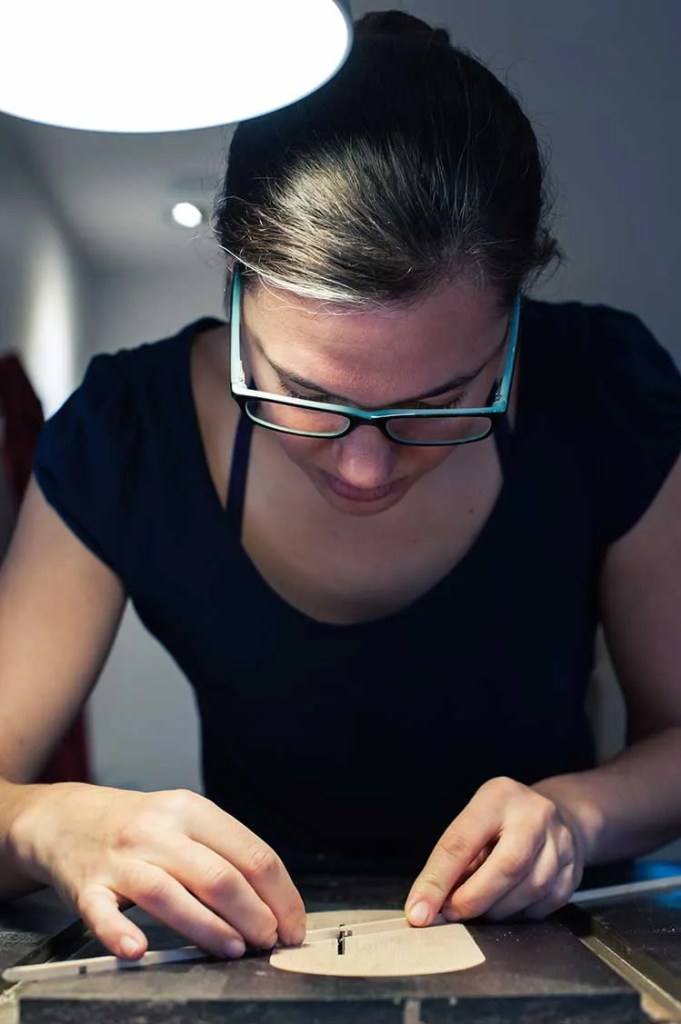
[245,399,492,443]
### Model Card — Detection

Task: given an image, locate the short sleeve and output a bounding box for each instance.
[588,305,681,545]
[33,352,139,575]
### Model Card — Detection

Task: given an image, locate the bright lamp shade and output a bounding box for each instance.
[0,0,353,133]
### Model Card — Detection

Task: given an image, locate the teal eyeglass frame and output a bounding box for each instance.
[229,262,522,446]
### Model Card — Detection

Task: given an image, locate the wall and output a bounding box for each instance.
[0,119,84,414]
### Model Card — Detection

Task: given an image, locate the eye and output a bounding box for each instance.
[280,382,328,402]
[413,393,465,411]
[279,383,308,399]
[436,394,465,410]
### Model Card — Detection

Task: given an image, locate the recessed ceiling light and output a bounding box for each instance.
[171,203,204,229]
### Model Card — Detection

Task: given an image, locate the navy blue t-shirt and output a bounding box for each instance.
[34,298,681,874]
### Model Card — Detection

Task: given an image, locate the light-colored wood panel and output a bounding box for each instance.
[270,909,485,978]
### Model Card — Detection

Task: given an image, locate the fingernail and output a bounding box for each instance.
[119,936,141,958]
[291,924,307,945]
[224,938,246,958]
[408,901,431,926]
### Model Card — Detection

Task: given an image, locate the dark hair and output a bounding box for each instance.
[211,9,562,312]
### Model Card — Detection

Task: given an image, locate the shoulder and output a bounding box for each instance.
[522,296,676,375]
[522,296,681,546]
[522,296,681,418]
[42,314,225,453]
[524,299,679,548]
[33,317,225,573]
[523,294,664,349]
[49,316,227,438]
[82,315,226,393]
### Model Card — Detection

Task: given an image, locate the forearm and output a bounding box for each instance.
[533,726,681,865]
[0,778,45,900]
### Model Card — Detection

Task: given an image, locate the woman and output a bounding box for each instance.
[0,10,680,963]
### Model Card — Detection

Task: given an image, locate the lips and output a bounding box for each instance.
[320,470,402,503]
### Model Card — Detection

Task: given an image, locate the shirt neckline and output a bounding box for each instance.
[177,309,535,631]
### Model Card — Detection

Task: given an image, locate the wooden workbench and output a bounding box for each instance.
[1,864,679,1023]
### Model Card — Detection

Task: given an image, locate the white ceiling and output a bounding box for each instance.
[1,108,233,272]
[2,0,679,281]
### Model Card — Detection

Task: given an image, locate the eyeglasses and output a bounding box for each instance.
[229,263,521,446]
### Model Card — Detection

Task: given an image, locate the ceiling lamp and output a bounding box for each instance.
[171,202,204,228]
[0,0,352,133]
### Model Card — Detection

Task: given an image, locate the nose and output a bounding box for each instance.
[331,424,400,488]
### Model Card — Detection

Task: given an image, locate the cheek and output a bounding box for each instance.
[275,433,324,466]
[380,442,451,481]
[408,447,451,475]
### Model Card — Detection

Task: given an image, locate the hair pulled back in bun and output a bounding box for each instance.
[213,8,561,310]
[354,10,451,49]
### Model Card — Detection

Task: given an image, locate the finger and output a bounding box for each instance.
[117,859,250,959]
[524,862,579,920]
[460,844,493,882]
[185,797,306,944]
[556,823,578,870]
[406,800,501,926]
[76,883,149,959]
[440,845,494,919]
[153,837,281,949]
[484,838,560,921]
[443,828,544,921]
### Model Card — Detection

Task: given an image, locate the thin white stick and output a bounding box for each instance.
[4,876,680,984]
[302,912,448,945]
[3,915,450,984]
[570,874,681,905]
[2,944,207,983]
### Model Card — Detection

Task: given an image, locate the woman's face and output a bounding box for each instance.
[241,277,510,517]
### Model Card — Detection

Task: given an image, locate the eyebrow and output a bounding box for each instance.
[248,330,506,406]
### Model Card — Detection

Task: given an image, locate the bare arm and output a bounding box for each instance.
[0,478,306,957]
[405,452,681,927]
[534,451,681,862]
[0,477,126,896]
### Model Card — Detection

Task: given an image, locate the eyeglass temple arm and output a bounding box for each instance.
[493,292,522,408]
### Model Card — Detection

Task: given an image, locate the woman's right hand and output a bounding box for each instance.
[8,782,307,960]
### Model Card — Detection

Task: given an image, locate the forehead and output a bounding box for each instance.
[241,277,505,401]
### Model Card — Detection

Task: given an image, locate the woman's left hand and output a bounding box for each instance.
[405,776,586,926]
